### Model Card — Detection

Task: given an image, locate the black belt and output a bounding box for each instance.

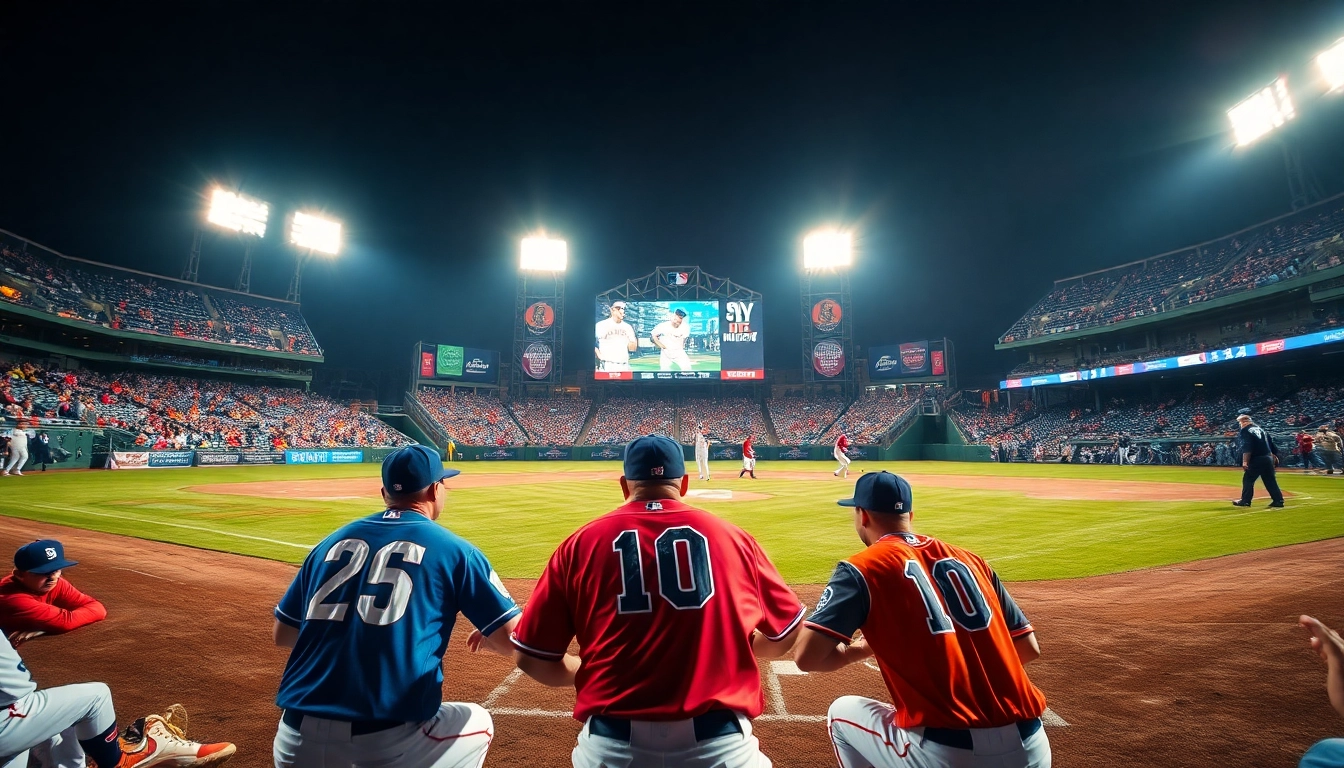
[922,718,1042,751]
[589,710,743,742]
[282,709,404,736]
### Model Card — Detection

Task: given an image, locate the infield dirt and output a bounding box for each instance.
[3,517,1338,767]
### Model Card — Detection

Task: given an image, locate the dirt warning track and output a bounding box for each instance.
[2,518,1338,767]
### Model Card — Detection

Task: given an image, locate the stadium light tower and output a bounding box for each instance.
[286,211,342,304]
[1227,77,1320,211]
[201,187,270,292]
[800,226,855,389]
[512,232,567,394]
[1318,38,1344,93]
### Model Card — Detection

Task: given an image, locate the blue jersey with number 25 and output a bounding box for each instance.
[275,510,519,722]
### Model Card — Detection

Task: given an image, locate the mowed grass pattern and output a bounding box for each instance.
[4,461,1343,582]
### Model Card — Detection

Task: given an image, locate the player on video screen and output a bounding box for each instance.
[595,301,638,372]
[651,308,694,371]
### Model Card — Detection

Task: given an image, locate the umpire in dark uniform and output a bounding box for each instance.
[1232,413,1285,508]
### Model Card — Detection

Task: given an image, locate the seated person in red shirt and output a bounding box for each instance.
[0,539,107,646]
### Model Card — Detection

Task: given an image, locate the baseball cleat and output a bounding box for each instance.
[1231,500,1252,507]
[1268,501,1286,508]
[119,705,236,768]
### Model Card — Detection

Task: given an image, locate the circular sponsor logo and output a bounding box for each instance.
[522,343,552,379]
[525,302,555,334]
[811,299,843,332]
[813,340,845,377]
[815,585,834,613]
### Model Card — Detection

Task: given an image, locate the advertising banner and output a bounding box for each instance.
[589,446,624,460]
[595,298,764,382]
[195,452,241,466]
[420,349,436,378]
[811,298,842,333]
[481,447,518,460]
[871,341,937,379]
[710,445,742,460]
[111,451,150,469]
[779,446,811,460]
[536,446,572,460]
[931,349,946,376]
[525,302,555,335]
[240,452,286,465]
[848,446,873,460]
[148,451,195,468]
[437,345,465,378]
[285,449,365,464]
[899,341,930,376]
[459,348,498,382]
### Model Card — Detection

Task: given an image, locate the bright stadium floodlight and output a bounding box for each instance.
[206,188,269,237]
[1318,38,1344,93]
[1227,77,1296,147]
[520,234,568,271]
[290,211,343,255]
[803,229,853,270]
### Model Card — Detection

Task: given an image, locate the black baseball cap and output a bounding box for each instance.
[838,471,913,515]
[382,444,459,494]
[15,539,77,574]
[624,435,685,480]
[674,308,687,317]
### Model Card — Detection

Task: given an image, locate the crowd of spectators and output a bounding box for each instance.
[819,386,942,444]
[585,397,678,445]
[1,359,411,449]
[677,397,768,444]
[0,244,322,356]
[766,395,848,443]
[508,398,592,445]
[1000,200,1344,343]
[414,388,527,446]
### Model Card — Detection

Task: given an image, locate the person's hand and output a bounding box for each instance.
[847,636,874,662]
[467,629,484,653]
[1301,615,1344,720]
[1273,455,1280,466]
[7,630,44,647]
[1243,461,1249,469]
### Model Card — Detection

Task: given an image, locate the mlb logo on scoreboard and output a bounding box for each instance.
[666,271,689,285]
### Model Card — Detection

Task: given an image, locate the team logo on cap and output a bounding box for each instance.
[651,466,664,476]
[895,501,904,511]
[45,548,56,560]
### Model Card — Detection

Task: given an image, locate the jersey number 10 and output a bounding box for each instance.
[904,558,993,634]
[612,526,715,613]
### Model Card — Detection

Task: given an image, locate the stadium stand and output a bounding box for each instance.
[586,397,678,445]
[0,242,322,356]
[1,359,411,449]
[820,386,941,444]
[1000,197,1344,343]
[677,397,768,444]
[508,397,592,445]
[766,395,848,443]
[413,388,527,446]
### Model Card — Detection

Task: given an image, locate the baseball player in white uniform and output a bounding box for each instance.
[0,633,234,768]
[695,426,710,481]
[4,428,29,476]
[595,301,638,372]
[834,433,852,478]
[651,309,694,371]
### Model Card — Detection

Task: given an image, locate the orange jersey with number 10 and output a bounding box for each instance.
[806,532,1045,729]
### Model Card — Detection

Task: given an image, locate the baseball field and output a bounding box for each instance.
[5,460,1343,767]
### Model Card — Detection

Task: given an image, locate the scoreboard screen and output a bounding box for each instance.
[594,299,763,381]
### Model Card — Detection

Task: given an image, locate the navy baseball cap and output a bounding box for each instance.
[838,471,913,515]
[15,540,77,574]
[382,444,459,494]
[624,435,685,480]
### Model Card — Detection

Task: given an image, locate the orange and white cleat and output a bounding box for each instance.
[118,705,236,768]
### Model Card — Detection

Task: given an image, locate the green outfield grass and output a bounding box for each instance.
[3,461,1342,582]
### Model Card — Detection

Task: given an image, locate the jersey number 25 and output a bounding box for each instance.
[306,539,424,626]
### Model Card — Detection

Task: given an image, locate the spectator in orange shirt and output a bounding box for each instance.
[0,539,107,646]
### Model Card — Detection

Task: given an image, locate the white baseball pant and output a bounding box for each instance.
[834,447,851,476]
[742,457,755,471]
[660,352,693,371]
[572,713,770,768]
[696,450,709,480]
[4,445,28,474]
[0,683,117,768]
[600,361,631,372]
[272,703,493,768]
[827,696,1050,768]
[1117,447,1130,465]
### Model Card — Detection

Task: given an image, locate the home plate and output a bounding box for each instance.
[770,660,806,675]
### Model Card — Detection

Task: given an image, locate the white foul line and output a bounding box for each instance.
[482,669,525,708]
[29,503,313,550]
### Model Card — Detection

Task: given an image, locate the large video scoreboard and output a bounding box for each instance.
[594,298,764,381]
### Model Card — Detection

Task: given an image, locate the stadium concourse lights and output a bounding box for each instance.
[289,211,343,256]
[802,229,853,270]
[206,188,269,238]
[1227,77,1296,147]
[519,234,568,271]
[1319,38,1344,93]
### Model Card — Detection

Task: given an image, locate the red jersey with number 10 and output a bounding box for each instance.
[512,498,804,722]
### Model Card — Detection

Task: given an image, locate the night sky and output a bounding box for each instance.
[3,1,1343,388]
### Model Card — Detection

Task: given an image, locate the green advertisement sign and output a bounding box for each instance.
[437,345,464,377]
